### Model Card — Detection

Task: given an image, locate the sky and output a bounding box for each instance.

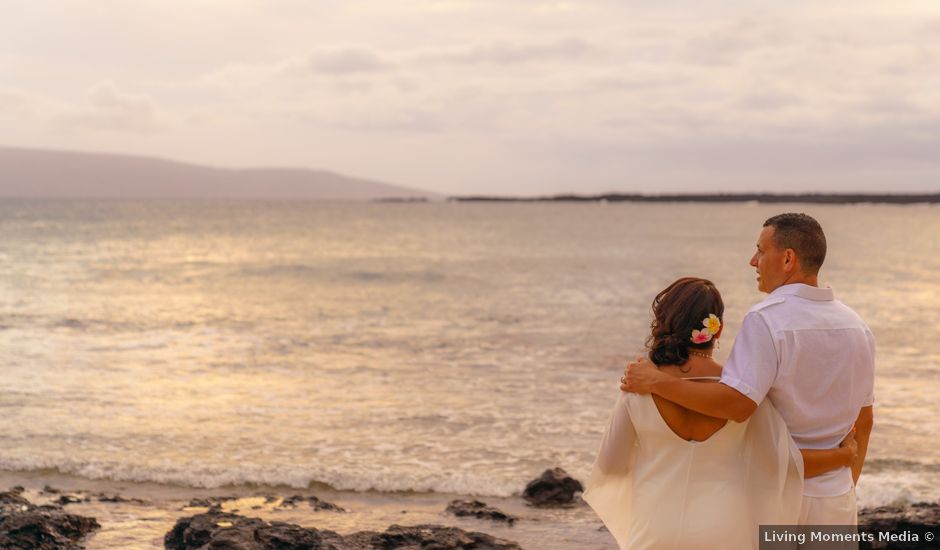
[2,0,940,196]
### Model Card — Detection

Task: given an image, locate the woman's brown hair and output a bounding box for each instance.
[646,277,724,367]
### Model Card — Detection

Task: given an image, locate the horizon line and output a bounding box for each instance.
[448,192,940,204]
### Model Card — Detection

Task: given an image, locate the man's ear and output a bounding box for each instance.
[783,249,796,273]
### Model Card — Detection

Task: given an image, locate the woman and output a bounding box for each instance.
[582,277,855,549]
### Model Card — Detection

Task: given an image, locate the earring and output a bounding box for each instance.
[716,339,720,350]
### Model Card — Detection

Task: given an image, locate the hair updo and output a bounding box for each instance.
[646,277,724,366]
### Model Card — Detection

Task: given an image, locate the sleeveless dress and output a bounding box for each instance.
[582,378,804,550]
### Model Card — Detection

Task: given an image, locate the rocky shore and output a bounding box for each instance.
[165,510,522,550]
[2,468,938,549]
[858,503,940,549]
[0,487,100,550]
[0,469,585,549]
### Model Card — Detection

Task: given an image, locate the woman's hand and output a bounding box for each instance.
[801,428,859,479]
[839,427,859,468]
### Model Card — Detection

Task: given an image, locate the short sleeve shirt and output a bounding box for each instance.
[720,283,876,497]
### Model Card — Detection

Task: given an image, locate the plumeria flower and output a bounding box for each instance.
[703,314,721,335]
[691,329,713,344]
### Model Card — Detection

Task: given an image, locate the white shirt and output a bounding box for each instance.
[720,283,875,497]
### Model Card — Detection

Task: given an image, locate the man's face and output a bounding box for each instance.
[749,226,788,293]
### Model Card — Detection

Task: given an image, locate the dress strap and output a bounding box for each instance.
[680,376,721,381]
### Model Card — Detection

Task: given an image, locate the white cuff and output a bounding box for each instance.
[720,376,762,405]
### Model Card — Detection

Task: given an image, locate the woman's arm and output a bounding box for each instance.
[800,430,857,479]
[594,395,638,474]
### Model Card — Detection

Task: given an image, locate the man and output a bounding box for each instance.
[621,213,875,526]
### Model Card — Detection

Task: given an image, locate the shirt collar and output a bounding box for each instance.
[769,283,834,301]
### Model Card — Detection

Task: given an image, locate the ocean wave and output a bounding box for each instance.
[2,456,938,508]
[234,264,446,284]
[856,469,940,508]
[0,457,521,498]
[236,264,320,279]
[50,317,88,330]
[864,458,940,474]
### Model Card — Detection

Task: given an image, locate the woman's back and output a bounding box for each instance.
[650,357,726,442]
[620,358,752,547]
[624,390,752,549]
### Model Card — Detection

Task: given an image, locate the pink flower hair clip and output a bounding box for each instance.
[691,314,721,344]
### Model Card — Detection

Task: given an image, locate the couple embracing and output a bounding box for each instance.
[583,213,875,549]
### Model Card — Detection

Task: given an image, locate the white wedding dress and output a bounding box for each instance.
[583,379,804,550]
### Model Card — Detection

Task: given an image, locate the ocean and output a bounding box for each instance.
[1,199,938,512]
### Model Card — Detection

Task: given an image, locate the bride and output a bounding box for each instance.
[583,277,855,549]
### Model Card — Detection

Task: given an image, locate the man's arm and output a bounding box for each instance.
[852,406,873,484]
[621,358,757,422]
[622,360,862,479]
[622,311,777,422]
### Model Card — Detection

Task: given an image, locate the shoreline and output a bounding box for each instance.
[0,469,613,549]
[448,192,940,204]
[4,469,940,549]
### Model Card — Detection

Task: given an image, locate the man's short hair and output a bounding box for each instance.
[763,213,827,274]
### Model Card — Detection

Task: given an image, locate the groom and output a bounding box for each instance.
[621,213,875,526]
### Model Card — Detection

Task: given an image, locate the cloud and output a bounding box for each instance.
[182,49,388,93]
[329,108,445,133]
[737,91,803,111]
[0,88,31,116]
[195,62,285,89]
[682,19,785,66]
[215,37,595,88]
[307,47,390,74]
[426,37,595,65]
[57,82,159,133]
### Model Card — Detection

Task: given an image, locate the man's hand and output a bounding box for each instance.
[852,406,873,485]
[620,356,669,394]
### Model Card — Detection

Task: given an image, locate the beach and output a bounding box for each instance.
[5,470,940,549]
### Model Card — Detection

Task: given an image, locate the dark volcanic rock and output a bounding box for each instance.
[859,501,940,549]
[165,510,339,550]
[167,511,267,549]
[345,524,522,550]
[278,495,346,512]
[184,496,238,509]
[0,488,31,512]
[55,494,90,506]
[39,489,125,507]
[165,510,521,550]
[0,488,100,550]
[37,487,147,506]
[445,500,517,524]
[522,467,584,507]
[93,493,149,505]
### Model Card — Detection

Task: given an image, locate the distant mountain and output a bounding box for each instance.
[0,146,439,200]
